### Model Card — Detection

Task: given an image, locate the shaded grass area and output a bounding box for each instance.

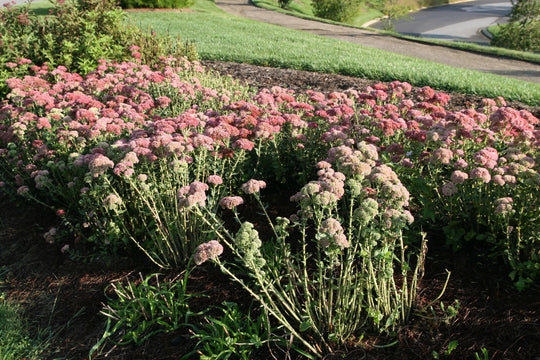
[0,292,44,360]
[128,2,540,105]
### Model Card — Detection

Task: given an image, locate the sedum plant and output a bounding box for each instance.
[190,141,426,357]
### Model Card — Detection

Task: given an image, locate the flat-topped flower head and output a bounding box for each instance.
[451,170,468,184]
[494,197,514,215]
[194,240,224,265]
[219,196,244,210]
[241,179,266,194]
[470,167,491,183]
[88,154,114,177]
[207,175,223,185]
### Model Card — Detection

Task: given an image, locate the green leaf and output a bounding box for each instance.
[299,321,311,332]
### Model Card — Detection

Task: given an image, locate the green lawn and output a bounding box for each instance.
[17,0,540,105]
[127,0,540,105]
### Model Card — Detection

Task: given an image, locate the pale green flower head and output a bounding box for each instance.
[234,222,266,269]
[354,197,379,226]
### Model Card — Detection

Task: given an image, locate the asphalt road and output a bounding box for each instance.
[370,0,512,44]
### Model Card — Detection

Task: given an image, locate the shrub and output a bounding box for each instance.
[192,152,425,356]
[0,0,196,98]
[120,0,195,9]
[278,0,292,8]
[490,0,540,52]
[311,0,362,22]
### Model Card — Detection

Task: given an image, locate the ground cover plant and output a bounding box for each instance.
[0,49,539,358]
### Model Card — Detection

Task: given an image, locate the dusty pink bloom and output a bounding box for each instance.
[494,197,513,215]
[103,194,123,209]
[17,185,30,195]
[137,174,148,182]
[334,234,350,249]
[60,244,70,253]
[316,161,332,169]
[219,196,244,209]
[207,175,223,185]
[442,182,458,196]
[88,154,114,177]
[319,218,343,235]
[193,240,224,265]
[474,147,498,169]
[156,96,171,108]
[122,151,139,164]
[113,162,134,177]
[470,167,491,183]
[426,131,440,142]
[179,191,207,208]
[319,218,349,249]
[453,159,469,169]
[503,174,517,185]
[451,170,469,184]
[401,158,414,168]
[232,138,255,151]
[241,179,266,194]
[369,164,399,184]
[418,86,435,100]
[189,181,209,194]
[431,148,453,165]
[492,174,505,186]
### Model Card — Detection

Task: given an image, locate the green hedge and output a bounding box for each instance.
[120,0,195,9]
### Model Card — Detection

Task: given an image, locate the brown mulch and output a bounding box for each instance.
[1,62,539,360]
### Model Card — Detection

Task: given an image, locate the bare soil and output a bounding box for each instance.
[1,62,539,360]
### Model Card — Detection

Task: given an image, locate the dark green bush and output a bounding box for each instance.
[311,0,362,22]
[0,0,196,98]
[120,0,195,9]
[278,0,292,8]
[490,0,540,52]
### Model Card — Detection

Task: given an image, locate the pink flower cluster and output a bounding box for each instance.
[219,196,244,210]
[318,218,349,249]
[241,179,266,194]
[193,240,224,265]
[494,197,514,215]
[178,181,209,208]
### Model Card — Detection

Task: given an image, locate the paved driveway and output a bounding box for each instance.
[370,0,512,44]
[215,0,539,83]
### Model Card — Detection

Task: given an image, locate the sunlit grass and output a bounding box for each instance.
[128,1,540,105]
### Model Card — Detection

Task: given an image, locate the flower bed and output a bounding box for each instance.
[0,56,538,358]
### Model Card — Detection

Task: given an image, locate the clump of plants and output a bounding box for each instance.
[0,0,196,98]
[278,0,293,8]
[1,52,539,358]
[311,0,362,22]
[491,0,540,52]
